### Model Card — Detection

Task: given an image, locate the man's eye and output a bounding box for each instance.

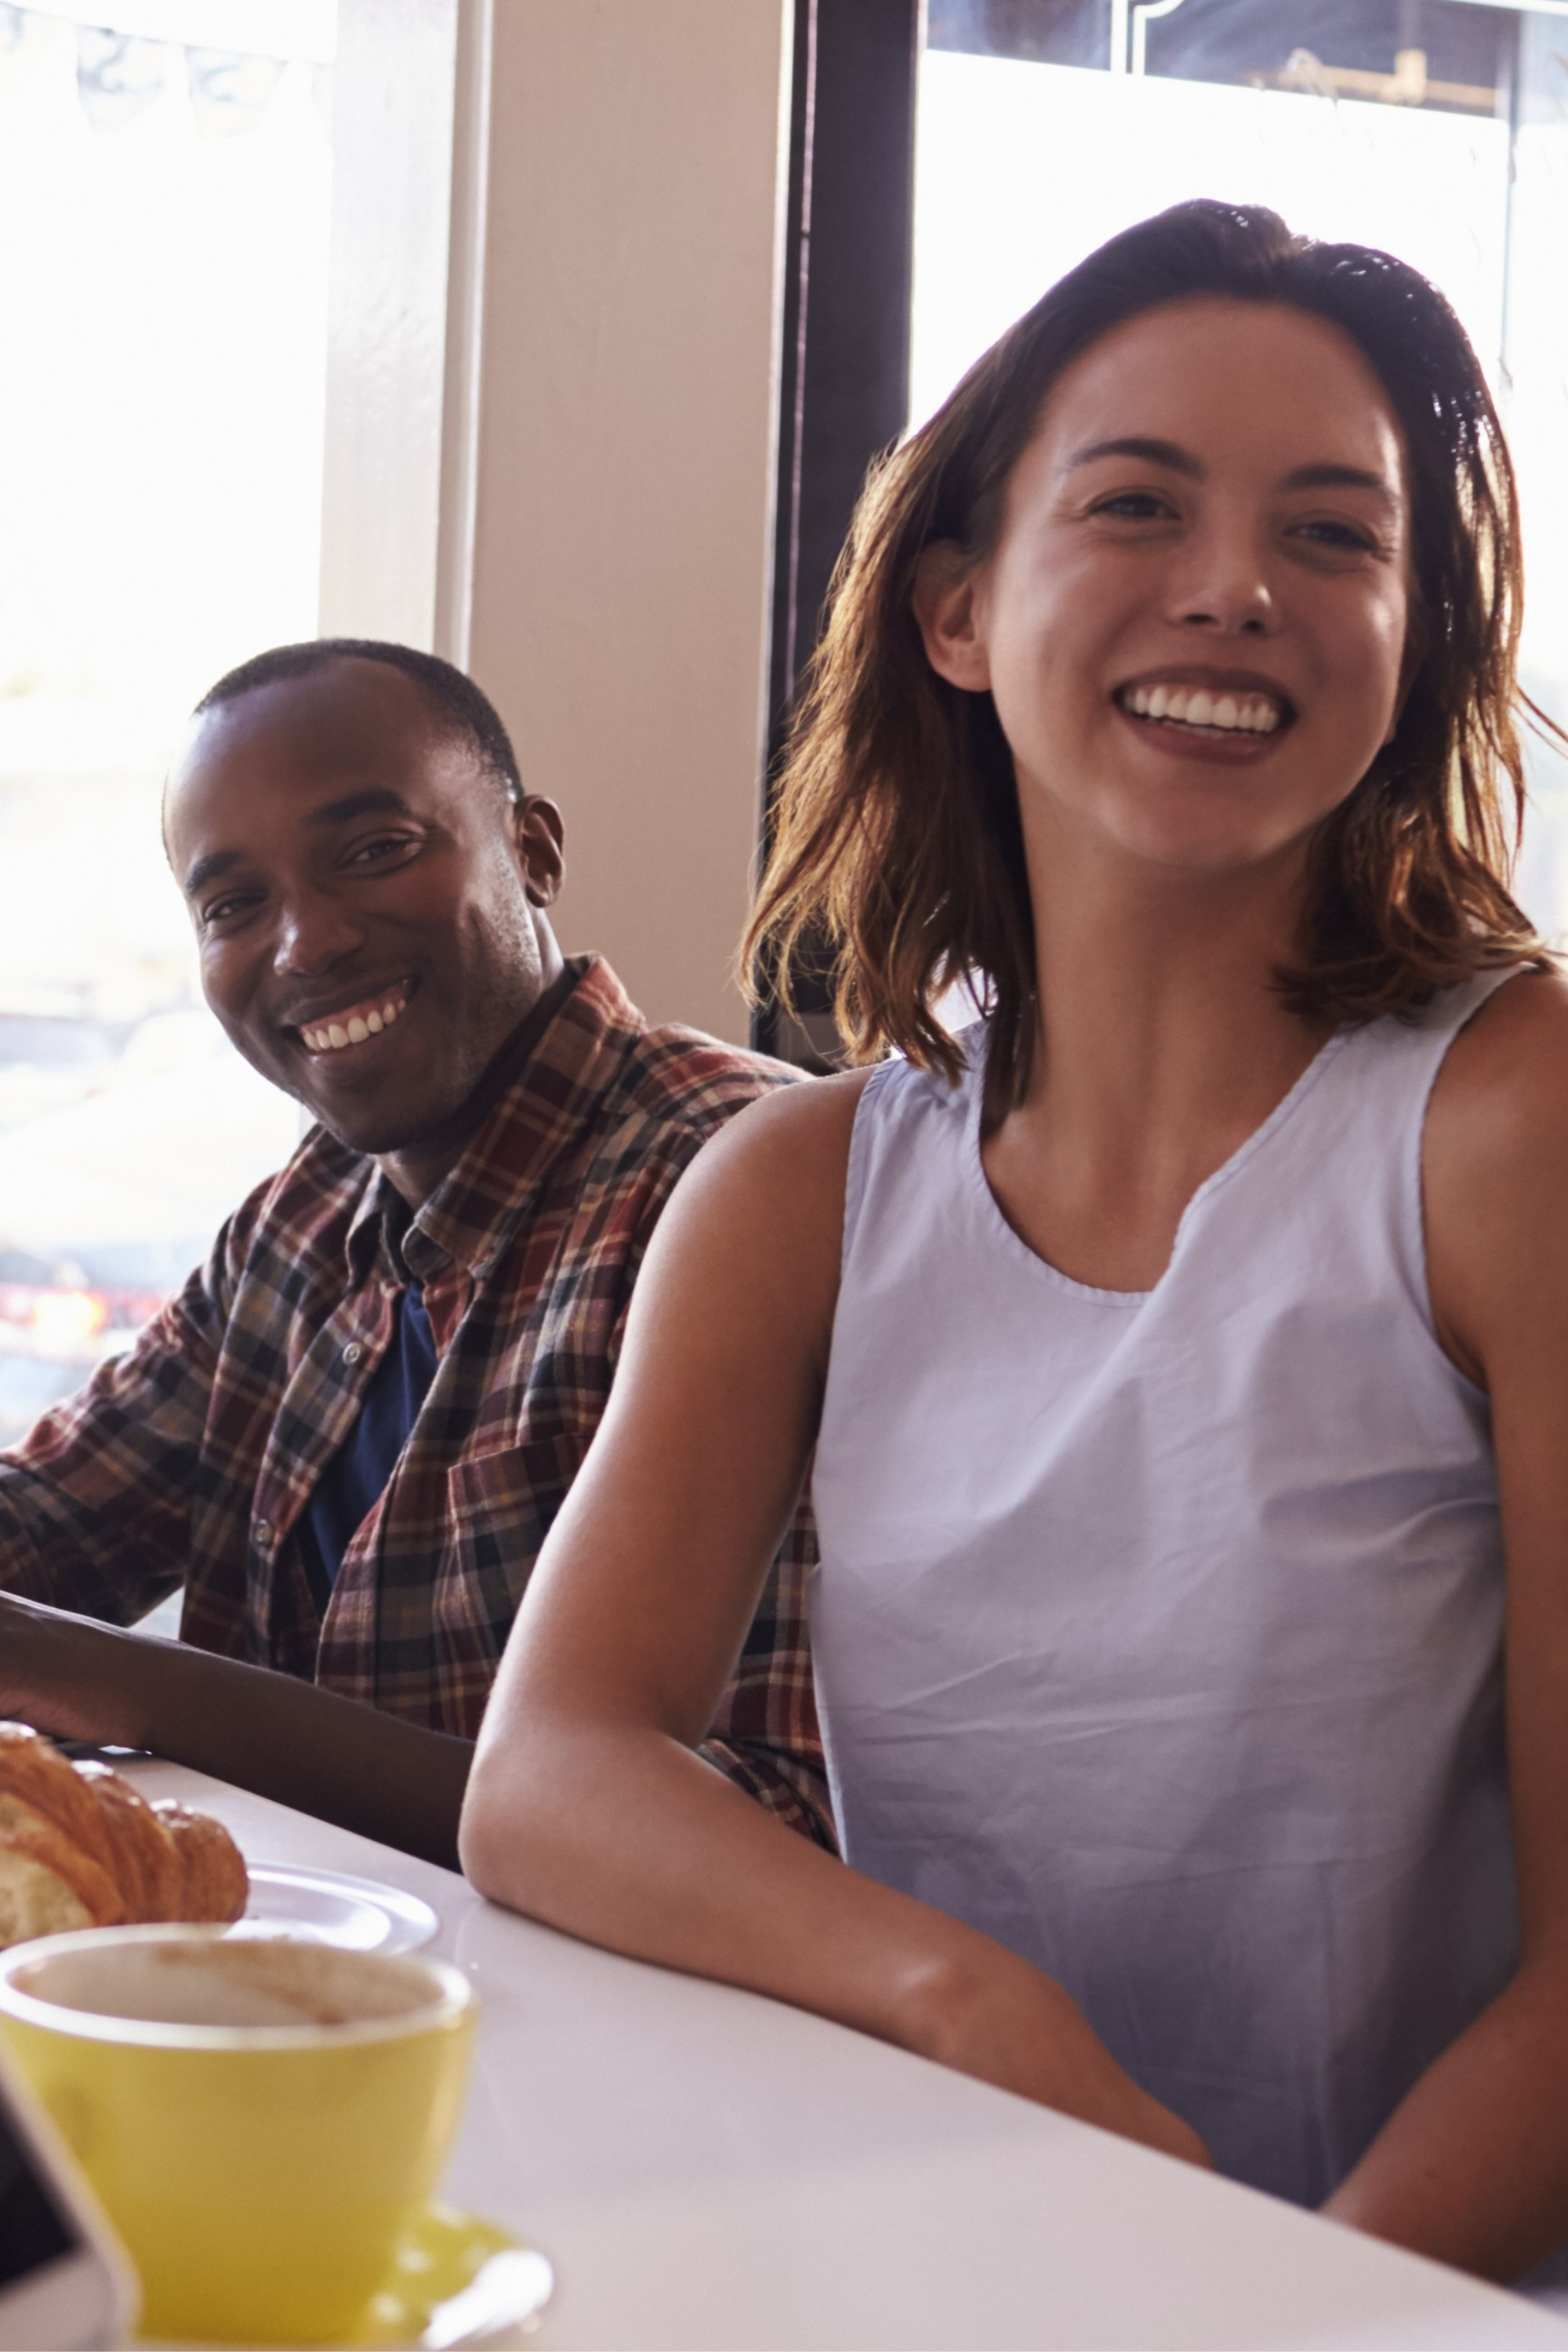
[204,894,256,926]
[346,834,417,867]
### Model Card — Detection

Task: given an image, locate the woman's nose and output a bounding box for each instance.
[1168,528,1277,637]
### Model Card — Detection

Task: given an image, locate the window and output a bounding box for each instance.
[913,0,1568,927]
[0,0,332,1436]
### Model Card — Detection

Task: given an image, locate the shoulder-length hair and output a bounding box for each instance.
[744,198,1547,1113]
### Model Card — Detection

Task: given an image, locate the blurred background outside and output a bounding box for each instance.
[0,0,328,1438]
[914,0,1568,918]
[2,0,1567,1438]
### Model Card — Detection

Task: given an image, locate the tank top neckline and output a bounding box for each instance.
[958,1018,1357,1307]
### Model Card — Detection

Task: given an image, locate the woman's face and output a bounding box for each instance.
[915,296,1414,880]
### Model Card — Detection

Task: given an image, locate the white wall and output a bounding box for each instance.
[466,0,792,1042]
[321,0,794,1044]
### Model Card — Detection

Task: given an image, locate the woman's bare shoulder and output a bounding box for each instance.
[678,1063,877,1203]
[1425,967,1568,1378]
[633,1065,880,1340]
[1428,966,1568,1159]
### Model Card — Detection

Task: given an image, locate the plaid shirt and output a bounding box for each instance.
[0,958,831,1846]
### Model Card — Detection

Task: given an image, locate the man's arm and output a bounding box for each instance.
[0,1200,474,1870]
[702,1511,835,1849]
[0,1229,242,1625]
[0,1590,472,1868]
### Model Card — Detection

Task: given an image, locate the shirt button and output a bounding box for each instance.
[254,1519,273,1549]
[343,1341,363,1366]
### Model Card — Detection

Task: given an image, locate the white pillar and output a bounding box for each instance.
[463,0,793,1043]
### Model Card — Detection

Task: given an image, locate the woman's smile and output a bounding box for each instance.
[919,296,1412,875]
[1112,666,1296,765]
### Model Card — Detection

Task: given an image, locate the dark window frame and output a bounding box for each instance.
[754,0,924,1064]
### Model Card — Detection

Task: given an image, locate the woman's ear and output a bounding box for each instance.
[912,540,993,692]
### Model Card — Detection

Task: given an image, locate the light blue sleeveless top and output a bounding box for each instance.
[810,972,1522,2211]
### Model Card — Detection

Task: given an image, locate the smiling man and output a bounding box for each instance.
[0,641,827,1866]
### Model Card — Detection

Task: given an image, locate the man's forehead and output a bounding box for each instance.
[183,660,439,776]
[166,664,469,846]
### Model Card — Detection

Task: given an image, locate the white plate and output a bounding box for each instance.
[230,1864,440,1955]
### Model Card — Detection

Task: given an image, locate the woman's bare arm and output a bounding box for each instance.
[460,1076,1206,2163]
[1324,971,1568,2277]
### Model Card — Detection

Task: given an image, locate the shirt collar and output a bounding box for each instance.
[342,955,644,1287]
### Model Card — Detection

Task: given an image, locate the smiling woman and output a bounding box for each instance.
[459,199,1568,2294]
[750,199,1538,1119]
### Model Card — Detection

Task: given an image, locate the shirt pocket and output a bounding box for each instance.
[438,1432,591,1668]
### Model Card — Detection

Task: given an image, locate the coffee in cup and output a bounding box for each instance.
[0,1923,475,2345]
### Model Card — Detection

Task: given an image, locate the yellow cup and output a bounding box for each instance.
[0,1923,476,2346]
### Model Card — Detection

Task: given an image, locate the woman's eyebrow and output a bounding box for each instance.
[1064,436,1201,477]
[1281,462,1399,508]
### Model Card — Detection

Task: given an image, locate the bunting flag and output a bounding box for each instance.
[75,24,168,131]
[1,1,320,135]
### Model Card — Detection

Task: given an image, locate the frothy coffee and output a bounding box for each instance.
[11,1934,446,2032]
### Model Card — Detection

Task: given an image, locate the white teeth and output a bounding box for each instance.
[1123,684,1284,735]
[299,988,408,1053]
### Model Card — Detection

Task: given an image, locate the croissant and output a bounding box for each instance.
[0,1724,248,1948]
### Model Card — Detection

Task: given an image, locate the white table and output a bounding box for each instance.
[123,1759,1568,2351]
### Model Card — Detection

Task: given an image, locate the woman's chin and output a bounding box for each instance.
[1091,805,1324,881]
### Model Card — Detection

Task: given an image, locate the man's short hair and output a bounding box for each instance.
[194,639,524,808]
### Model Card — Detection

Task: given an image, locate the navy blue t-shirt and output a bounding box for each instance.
[296,1283,437,1613]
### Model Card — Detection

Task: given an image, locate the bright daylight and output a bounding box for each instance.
[5,3,1568,2348]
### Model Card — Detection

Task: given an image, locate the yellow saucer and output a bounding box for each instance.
[140,2203,552,2350]
[354,2202,550,2347]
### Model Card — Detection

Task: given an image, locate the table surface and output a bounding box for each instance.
[124,1759,1568,2352]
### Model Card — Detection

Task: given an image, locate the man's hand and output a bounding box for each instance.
[0,1590,140,1745]
[0,1591,473,1868]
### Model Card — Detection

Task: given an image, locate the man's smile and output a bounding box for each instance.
[285,978,416,1058]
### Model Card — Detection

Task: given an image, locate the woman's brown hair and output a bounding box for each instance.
[744,198,1548,1113]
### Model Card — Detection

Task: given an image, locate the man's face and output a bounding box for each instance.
[165,658,564,1161]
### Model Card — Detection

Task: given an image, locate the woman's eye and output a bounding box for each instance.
[1290,517,1376,552]
[1091,490,1174,521]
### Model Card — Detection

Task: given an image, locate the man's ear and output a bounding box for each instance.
[514,795,565,908]
[912,540,993,693]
